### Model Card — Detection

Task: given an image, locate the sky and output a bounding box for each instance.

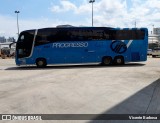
[0,0,160,38]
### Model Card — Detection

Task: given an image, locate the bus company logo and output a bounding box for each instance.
[110,41,127,54]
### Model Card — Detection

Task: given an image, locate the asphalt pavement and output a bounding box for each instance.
[0,57,160,123]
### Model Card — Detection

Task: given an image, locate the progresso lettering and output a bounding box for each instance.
[52,42,88,48]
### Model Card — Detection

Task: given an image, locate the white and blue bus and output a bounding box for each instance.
[15,27,148,67]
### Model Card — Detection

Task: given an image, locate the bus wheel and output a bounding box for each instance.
[102,56,112,65]
[114,56,124,65]
[152,55,156,58]
[36,58,47,68]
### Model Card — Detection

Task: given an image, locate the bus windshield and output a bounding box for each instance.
[16,31,34,58]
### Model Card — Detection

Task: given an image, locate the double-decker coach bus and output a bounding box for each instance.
[15,27,148,67]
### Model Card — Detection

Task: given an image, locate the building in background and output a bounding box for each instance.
[153,28,160,35]
[148,28,160,49]
[0,37,6,43]
[0,37,15,43]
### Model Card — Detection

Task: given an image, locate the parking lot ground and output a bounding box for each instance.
[0,57,160,123]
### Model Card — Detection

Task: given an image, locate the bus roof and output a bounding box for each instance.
[21,27,148,33]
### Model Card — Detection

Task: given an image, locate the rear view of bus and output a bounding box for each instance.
[15,27,148,67]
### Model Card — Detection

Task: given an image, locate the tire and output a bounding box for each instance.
[102,56,112,65]
[114,56,124,65]
[152,55,156,58]
[1,55,5,59]
[36,58,47,68]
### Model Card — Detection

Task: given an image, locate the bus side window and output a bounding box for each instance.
[35,31,50,46]
[108,30,116,40]
[136,30,145,40]
[35,35,43,46]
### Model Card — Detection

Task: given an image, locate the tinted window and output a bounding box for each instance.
[35,28,110,45]
[69,29,93,41]
[35,28,146,46]
[91,29,109,40]
[16,31,34,58]
[109,30,145,40]
[35,30,52,46]
[69,29,110,40]
[17,31,34,49]
[47,29,92,41]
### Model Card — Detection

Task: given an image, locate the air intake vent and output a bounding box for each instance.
[56,25,74,28]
